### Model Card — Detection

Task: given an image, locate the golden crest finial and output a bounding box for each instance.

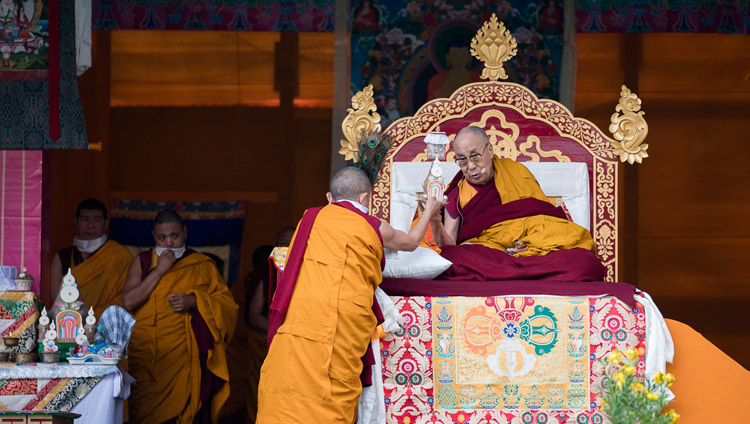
[470,13,517,81]
[339,85,382,161]
[609,85,649,164]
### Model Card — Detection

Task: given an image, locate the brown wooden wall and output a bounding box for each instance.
[48,32,332,305]
[577,33,750,368]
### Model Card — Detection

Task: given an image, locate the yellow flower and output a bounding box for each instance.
[647,391,659,401]
[625,348,639,361]
[632,382,645,393]
[607,351,621,364]
[666,410,680,424]
[664,373,675,387]
[654,371,665,384]
[623,365,635,375]
[613,372,625,389]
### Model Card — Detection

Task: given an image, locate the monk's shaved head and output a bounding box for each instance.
[454,126,489,148]
[329,167,371,202]
[153,208,184,229]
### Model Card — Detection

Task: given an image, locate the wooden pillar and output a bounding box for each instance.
[274,32,299,222]
[618,33,642,285]
[330,0,350,177]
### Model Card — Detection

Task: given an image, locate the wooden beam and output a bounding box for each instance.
[619,33,642,285]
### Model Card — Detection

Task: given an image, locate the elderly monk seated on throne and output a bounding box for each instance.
[430,126,606,281]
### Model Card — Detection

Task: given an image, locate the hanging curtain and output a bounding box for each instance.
[93,0,335,32]
[350,0,568,128]
[576,1,748,34]
[0,0,88,149]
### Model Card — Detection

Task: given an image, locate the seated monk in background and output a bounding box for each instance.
[49,198,133,316]
[430,126,605,281]
[123,209,238,424]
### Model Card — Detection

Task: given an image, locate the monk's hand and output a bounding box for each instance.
[422,196,447,220]
[155,249,177,273]
[168,293,197,312]
[504,240,529,255]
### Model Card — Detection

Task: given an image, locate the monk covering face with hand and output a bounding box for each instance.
[122,209,238,424]
[256,167,445,423]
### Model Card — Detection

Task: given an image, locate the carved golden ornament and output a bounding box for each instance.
[339,85,382,161]
[371,159,392,219]
[519,136,569,162]
[594,160,617,281]
[609,85,649,165]
[386,84,614,159]
[470,14,517,81]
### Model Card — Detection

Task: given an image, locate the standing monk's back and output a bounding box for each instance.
[257,203,384,423]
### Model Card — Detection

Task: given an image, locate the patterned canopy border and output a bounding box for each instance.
[92,0,335,32]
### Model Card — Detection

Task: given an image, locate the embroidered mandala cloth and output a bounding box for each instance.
[0,375,101,411]
[381,295,646,424]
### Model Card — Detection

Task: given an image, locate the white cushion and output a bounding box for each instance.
[522,162,590,231]
[382,247,453,279]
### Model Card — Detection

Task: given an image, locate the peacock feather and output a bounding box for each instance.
[352,130,393,185]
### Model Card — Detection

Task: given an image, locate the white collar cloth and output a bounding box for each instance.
[73,235,107,253]
[155,246,186,259]
[337,199,369,214]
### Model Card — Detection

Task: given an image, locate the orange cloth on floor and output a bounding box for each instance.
[257,205,383,423]
[458,156,596,256]
[129,251,238,424]
[665,319,750,424]
[70,240,133,318]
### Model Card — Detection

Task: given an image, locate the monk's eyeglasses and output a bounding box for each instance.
[454,143,490,166]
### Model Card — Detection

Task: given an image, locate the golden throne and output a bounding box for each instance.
[339,14,665,424]
[340,14,648,283]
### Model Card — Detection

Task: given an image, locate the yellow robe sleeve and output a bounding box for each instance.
[187,264,238,424]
